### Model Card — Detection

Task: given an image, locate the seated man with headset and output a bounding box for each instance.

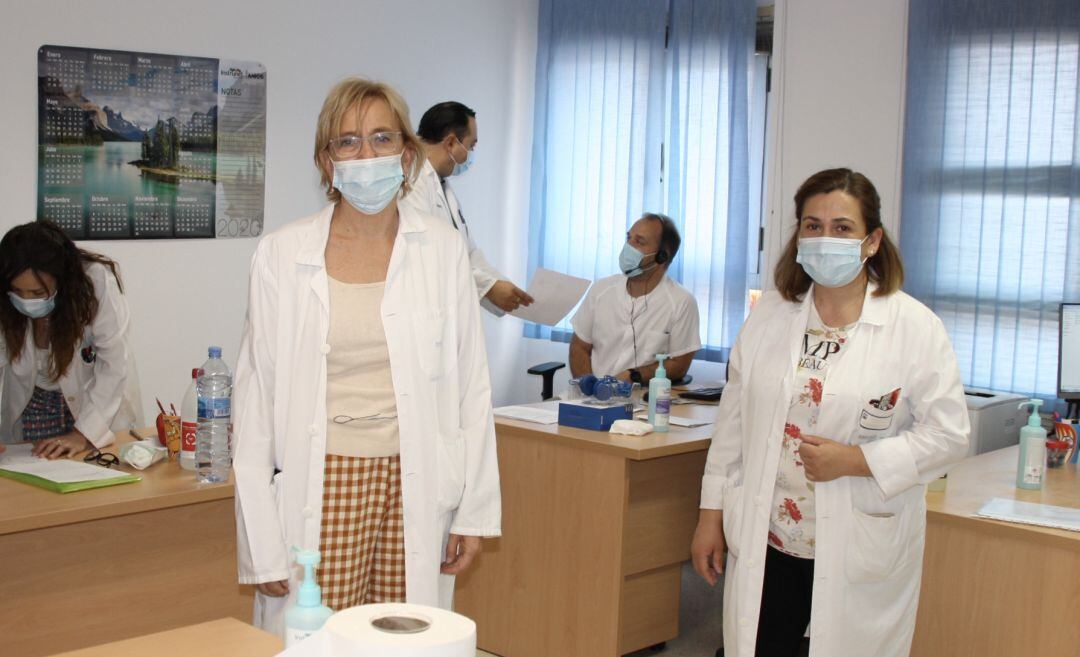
[570,213,700,385]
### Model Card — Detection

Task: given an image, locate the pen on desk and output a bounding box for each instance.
[155,398,166,414]
[170,403,177,416]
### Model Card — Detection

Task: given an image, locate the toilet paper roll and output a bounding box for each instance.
[275,603,475,657]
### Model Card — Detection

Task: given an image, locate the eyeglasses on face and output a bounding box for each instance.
[326,132,403,159]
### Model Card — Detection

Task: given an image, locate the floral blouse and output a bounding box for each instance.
[767,305,855,559]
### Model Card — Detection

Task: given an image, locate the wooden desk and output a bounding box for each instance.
[0,434,252,656]
[47,618,281,657]
[912,446,1080,657]
[454,403,717,657]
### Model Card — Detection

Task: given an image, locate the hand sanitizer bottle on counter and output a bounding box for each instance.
[1016,399,1046,490]
[648,354,671,432]
[284,548,334,647]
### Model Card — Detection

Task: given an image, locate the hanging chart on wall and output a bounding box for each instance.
[36,45,266,239]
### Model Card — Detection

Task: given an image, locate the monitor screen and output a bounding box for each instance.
[1060,303,1080,400]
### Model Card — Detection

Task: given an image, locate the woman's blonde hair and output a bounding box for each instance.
[774,167,904,301]
[313,77,424,203]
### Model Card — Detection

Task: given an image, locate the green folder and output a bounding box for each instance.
[0,467,140,494]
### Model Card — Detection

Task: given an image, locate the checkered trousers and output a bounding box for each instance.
[21,387,76,441]
[317,453,406,611]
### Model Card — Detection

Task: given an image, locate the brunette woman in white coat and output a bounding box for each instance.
[691,168,969,657]
[0,220,141,457]
[232,78,501,636]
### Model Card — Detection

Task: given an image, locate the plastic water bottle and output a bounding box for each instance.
[179,368,199,471]
[195,346,232,483]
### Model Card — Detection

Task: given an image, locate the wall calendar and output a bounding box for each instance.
[37,45,266,239]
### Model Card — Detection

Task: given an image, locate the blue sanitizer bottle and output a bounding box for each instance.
[648,354,672,432]
[284,548,334,647]
[1016,399,1046,491]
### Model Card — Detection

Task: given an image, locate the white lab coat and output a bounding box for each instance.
[701,285,969,657]
[0,262,142,448]
[232,203,502,637]
[399,159,506,315]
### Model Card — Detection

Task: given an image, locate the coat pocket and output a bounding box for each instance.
[722,485,745,559]
[436,435,466,513]
[845,508,907,583]
[415,309,448,380]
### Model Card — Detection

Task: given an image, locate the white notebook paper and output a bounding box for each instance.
[493,402,560,425]
[975,497,1080,532]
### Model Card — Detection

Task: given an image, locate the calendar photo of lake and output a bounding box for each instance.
[37,143,216,203]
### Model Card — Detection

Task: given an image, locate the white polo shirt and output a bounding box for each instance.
[571,274,701,377]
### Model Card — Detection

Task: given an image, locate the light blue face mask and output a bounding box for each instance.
[332,153,405,214]
[450,139,474,177]
[8,291,56,318]
[796,235,870,288]
[619,242,657,278]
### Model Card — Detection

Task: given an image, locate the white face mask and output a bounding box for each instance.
[332,153,405,214]
[449,138,474,177]
[8,291,56,318]
[796,235,870,288]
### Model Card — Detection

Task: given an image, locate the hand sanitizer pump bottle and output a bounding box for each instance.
[284,548,334,647]
[1016,399,1046,491]
[648,354,672,432]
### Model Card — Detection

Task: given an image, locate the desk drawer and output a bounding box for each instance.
[623,451,707,575]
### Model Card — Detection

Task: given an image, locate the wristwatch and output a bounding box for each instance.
[629,368,642,384]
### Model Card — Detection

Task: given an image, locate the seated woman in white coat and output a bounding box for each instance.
[232,78,501,635]
[690,168,969,657]
[0,220,141,457]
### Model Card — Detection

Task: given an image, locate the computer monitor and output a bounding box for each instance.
[1059,303,1080,413]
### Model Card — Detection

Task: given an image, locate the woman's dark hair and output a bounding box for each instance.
[774,167,904,301]
[0,220,122,379]
[417,101,476,143]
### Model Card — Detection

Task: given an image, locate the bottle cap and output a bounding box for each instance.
[294,547,324,608]
[208,346,222,358]
[1019,399,1044,427]
[655,354,669,379]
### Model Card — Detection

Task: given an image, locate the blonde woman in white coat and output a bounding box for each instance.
[233,78,501,636]
[691,168,969,657]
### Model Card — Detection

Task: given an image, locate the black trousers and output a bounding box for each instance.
[754,546,814,657]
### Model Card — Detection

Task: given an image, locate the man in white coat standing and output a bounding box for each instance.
[400,101,533,315]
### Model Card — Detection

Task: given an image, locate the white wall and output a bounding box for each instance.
[761,0,909,290]
[0,0,540,417]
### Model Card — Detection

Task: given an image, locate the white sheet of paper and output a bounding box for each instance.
[509,268,592,326]
[0,443,131,483]
[494,402,560,425]
[975,497,1080,532]
[633,412,712,428]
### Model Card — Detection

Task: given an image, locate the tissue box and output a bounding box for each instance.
[558,401,633,431]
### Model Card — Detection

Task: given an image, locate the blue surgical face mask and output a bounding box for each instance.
[332,153,405,214]
[619,242,657,278]
[8,291,56,318]
[450,139,474,177]
[796,235,870,288]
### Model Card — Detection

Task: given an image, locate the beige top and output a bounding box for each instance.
[325,277,400,458]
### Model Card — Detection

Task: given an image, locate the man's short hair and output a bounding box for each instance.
[642,212,681,265]
[417,101,476,143]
